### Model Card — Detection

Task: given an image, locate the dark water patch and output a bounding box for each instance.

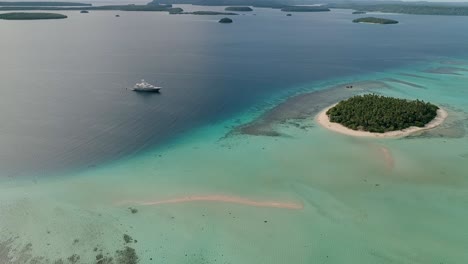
[424,67,468,75]
[115,247,138,264]
[233,81,390,136]
[0,238,36,264]
[398,73,437,80]
[128,207,138,214]
[381,78,426,89]
[123,234,133,244]
[95,253,114,264]
[0,235,139,264]
[67,254,80,264]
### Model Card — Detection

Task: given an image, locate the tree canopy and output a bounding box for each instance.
[225,6,253,11]
[353,17,398,24]
[326,94,439,133]
[219,17,233,23]
[0,12,67,20]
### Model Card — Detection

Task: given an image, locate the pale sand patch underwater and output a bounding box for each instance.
[120,195,303,209]
[316,104,448,138]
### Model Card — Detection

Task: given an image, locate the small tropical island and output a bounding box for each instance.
[317,94,447,138]
[225,6,253,12]
[352,11,366,14]
[219,17,233,23]
[353,17,399,24]
[0,12,67,20]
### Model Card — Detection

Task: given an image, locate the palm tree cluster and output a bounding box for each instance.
[326,94,439,133]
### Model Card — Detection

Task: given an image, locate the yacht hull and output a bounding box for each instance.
[132,88,161,93]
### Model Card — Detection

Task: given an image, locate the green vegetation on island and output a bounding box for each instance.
[0,4,183,14]
[179,11,237,15]
[281,6,330,12]
[328,3,468,16]
[352,11,366,14]
[148,0,468,16]
[219,17,233,23]
[0,12,67,20]
[326,94,439,133]
[225,6,252,12]
[148,0,286,8]
[353,17,398,24]
[0,1,90,6]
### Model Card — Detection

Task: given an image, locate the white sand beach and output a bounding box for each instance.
[316,104,448,138]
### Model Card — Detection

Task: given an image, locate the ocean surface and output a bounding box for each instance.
[1,6,468,264]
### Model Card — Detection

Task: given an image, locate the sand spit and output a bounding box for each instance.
[378,146,395,170]
[316,104,448,138]
[121,195,303,210]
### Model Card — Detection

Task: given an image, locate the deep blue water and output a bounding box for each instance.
[1,7,468,177]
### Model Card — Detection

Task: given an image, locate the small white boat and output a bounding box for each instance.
[131,79,161,93]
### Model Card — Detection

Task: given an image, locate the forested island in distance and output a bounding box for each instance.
[178,11,238,15]
[353,17,399,24]
[327,2,468,16]
[219,17,233,23]
[0,1,90,6]
[0,12,67,20]
[3,0,468,17]
[280,6,330,12]
[149,0,468,16]
[225,6,253,11]
[326,94,439,133]
[0,4,184,14]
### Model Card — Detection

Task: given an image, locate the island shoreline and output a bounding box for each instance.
[316,103,448,138]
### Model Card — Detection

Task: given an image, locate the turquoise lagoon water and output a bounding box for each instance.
[1,59,468,263]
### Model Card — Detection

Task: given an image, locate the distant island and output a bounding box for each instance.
[146,0,468,16]
[353,17,399,24]
[225,6,252,12]
[147,0,468,16]
[328,2,468,16]
[352,11,366,14]
[0,12,67,20]
[148,0,286,8]
[219,17,233,23]
[179,11,238,15]
[316,94,447,137]
[0,4,184,14]
[281,6,330,12]
[80,10,89,13]
[0,1,90,6]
